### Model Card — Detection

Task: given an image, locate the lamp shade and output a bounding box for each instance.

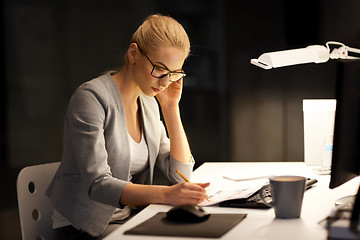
[251,45,330,69]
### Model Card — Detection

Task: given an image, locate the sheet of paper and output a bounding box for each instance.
[200,179,268,206]
[223,174,274,182]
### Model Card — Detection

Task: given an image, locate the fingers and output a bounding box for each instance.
[185,182,210,191]
[177,191,208,205]
[171,182,209,205]
[197,182,210,188]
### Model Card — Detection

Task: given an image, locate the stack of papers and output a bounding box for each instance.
[200,175,269,206]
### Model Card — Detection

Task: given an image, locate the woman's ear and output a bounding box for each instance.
[127,43,138,64]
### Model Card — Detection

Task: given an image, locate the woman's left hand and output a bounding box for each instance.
[156,79,183,109]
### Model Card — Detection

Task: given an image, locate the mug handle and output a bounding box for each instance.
[258,184,273,207]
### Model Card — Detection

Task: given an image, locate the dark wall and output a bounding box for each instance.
[227,0,360,162]
[3,0,158,168]
[1,0,360,169]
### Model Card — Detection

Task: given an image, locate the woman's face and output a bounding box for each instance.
[134,46,187,97]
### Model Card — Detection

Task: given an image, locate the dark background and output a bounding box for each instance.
[1,0,360,238]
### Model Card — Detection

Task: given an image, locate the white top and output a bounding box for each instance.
[129,130,149,180]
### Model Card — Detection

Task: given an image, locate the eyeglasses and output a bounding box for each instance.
[137,45,186,82]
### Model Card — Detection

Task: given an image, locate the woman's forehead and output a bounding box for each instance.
[149,47,186,70]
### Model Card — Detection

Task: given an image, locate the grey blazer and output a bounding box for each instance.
[46,73,194,237]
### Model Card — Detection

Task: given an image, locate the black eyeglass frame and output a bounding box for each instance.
[136,44,186,83]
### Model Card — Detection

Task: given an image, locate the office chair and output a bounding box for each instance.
[17,162,60,240]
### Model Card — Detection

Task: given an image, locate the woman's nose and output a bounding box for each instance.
[159,75,171,87]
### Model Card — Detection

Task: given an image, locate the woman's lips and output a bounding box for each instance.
[152,87,161,93]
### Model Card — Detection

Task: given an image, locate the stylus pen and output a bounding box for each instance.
[176,169,190,182]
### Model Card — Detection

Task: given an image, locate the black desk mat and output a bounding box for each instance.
[124,212,247,238]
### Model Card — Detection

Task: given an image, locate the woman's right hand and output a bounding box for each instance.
[164,182,210,205]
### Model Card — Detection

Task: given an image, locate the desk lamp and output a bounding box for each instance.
[250,42,360,238]
[250,41,360,69]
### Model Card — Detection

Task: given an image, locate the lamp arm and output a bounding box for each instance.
[347,47,360,55]
[327,41,360,60]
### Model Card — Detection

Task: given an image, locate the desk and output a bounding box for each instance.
[104,162,360,240]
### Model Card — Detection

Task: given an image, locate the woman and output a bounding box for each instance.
[46,14,209,239]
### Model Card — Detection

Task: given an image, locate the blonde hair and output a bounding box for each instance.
[124,14,190,65]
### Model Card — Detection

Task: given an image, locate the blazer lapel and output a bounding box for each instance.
[107,75,132,180]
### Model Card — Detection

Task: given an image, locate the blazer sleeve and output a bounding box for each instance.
[66,83,128,208]
[155,116,195,184]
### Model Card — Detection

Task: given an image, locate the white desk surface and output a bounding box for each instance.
[104,162,360,240]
